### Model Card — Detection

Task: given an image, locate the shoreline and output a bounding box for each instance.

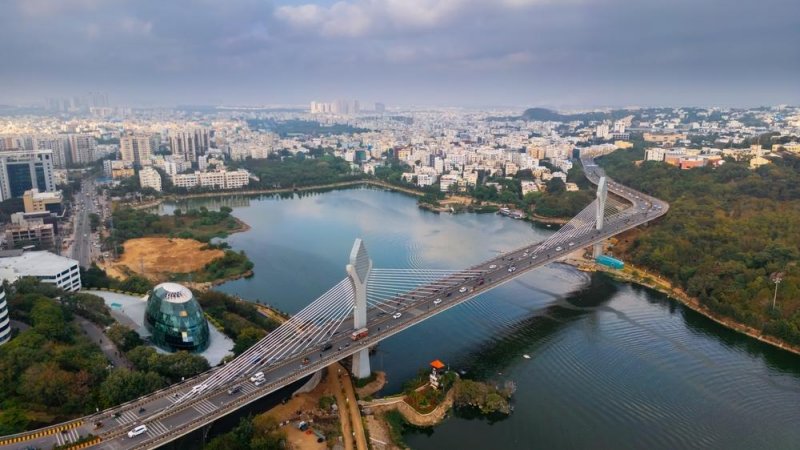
[568,257,800,358]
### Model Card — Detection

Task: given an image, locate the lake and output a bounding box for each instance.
[158,187,800,449]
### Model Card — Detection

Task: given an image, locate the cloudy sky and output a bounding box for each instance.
[1,0,798,108]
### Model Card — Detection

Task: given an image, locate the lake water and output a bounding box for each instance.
[158,188,800,450]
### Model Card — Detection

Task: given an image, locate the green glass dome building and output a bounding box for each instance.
[144,282,210,353]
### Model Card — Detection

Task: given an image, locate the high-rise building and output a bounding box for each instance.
[138,167,162,192]
[120,133,153,166]
[0,284,9,345]
[375,102,386,113]
[169,129,209,164]
[68,134,97,165]
[33,135,71,168]
[0,150,55,201]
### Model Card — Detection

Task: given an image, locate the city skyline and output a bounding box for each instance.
[0,0,798,108]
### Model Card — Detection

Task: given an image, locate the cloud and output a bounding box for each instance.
[0,0,797,106]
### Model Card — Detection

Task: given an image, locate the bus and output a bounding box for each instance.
[351,328,369,341]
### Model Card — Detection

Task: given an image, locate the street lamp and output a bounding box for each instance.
[770,272,784,311]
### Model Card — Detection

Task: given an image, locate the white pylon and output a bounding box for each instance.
[593,176,608,259]
[346,238,372,379]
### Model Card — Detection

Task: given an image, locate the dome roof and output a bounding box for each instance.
[153,282,194,304]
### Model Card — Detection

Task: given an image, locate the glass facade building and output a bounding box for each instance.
[144,283,209,353]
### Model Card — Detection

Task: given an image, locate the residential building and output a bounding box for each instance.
[171,169,250,190]
[0,150,55,201]
[138,167,162,192]
[33,135,71,168]
[23,188,63,214]
[643,132,687,146]
[103,160,135,179]
[645,148,667,161]
[4,221,56,250]
[69,134,97,165]
[120,133,154,166]
[169,129,209,164]
[0,250,81,292]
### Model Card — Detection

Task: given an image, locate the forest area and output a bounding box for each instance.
[598,148,800,345]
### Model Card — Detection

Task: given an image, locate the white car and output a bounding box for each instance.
[190,384,207,394]
[489,264,497,269]
[508,266,517,272]
[254,378,266,387]
[556,246,563,252]
[250,372,265,382]
[433,298,442,305]
[531,255,538,260]
[127,425,147,438]
[568,242,575,247]
[459,287,467,293]
[392,312,402,319]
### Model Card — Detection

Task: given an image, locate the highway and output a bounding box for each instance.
[0,156,668,450]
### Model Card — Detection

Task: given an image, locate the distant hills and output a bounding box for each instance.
[520,107,631,123]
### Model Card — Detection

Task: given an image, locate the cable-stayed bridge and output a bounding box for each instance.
[0,156,668,449]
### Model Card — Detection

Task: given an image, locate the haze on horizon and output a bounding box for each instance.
[1,0,798,109]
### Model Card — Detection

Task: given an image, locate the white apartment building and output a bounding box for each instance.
[645,148,667,161]
[171,169,250,190]
[138,167,162,192]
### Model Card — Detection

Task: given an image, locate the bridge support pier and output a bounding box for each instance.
[593,177,608,259]
[347,239,372,379]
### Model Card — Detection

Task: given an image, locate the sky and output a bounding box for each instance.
[0,0,798,108]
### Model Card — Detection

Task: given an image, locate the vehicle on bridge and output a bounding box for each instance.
[127,425,147,438]
[351,327,369,340]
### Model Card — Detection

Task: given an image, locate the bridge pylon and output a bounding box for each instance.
[346,238,372,379]
[593,176,608,259]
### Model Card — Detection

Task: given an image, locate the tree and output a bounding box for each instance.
[98,369,165,408]
[30,299,71,342]
[107,324,144,352]
[234,327,266,355]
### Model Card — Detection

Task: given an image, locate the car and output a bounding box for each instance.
[523,253,528,257]
[433,298,442,305]
[392,312,402,319]
[556,246,563,251]
[250,372,265,382]
[489,264,497,269]
[458,287,467,293]
[127,425,147,438]
[321,343,333,352]
[190,384,207,394]
[531,255,538,260]
[508,266,517,272]
[568,242,575,247]
[254,378,266,387]
[227,386,242,395]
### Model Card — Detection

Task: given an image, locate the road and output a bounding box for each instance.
[0,156,668,450]
[71,179,97,268]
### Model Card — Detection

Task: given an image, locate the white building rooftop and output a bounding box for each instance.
[0,251,79,280]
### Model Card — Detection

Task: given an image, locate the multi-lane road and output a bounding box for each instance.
[0,156,668,450]
[70,179,108,267]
